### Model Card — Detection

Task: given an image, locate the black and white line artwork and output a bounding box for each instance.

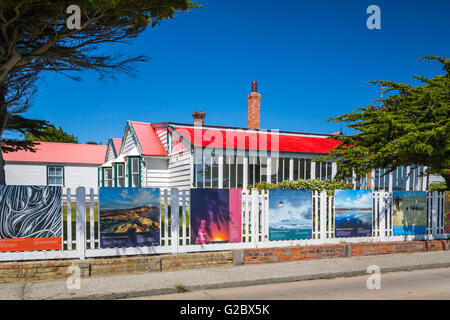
[0,185,63,239]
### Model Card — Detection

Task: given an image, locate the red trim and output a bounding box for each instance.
[0,237,62,252]
[129,121,168,157]
[3,142,107,165]
[173,127,340,154]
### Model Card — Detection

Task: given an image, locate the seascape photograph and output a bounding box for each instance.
[334,190,373,238]
[268,189,313,241]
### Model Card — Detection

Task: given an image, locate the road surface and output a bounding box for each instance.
[130,267,450,300]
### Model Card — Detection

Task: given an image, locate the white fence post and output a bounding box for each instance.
[378,191,387,240]
[171,188,179,252]
[432,191,438,238]
[319,190,327,240]
[76,187,86,260]
[66,188,73,250]
[89,188,95,249]
[251,189,259,247]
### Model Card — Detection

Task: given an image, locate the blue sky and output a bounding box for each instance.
[335,190,372,209]
[13,0,450,143]
[100,188,160,211]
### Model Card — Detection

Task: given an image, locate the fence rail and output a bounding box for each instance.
[0,188,447,262]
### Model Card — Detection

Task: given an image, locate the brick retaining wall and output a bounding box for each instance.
[243,240,449,264]
[0,251,232,283]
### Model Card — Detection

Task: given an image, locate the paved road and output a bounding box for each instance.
[131,267,450,300]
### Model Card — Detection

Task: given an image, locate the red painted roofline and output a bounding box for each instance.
[3,141,107,165]
[172,126,340,154]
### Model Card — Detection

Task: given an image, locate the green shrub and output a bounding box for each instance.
[427,182,447,192]
[248,179,353,194]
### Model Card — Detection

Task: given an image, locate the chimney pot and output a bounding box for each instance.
[252,80,257,93]
[248,81,261,130]
[192,110,205,126]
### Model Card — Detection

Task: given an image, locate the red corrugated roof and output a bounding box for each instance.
[129,121,168,157]
[173,127,340,154]
[3,142,107,165]
[111,138,122,155]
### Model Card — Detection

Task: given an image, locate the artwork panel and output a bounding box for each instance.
[99,187,161,248]
[334,190,373,238]
[0,185,62,252]
[190,189,230,244]
[229,189,242,243]
[268,189,313,241]
[392,191,427,236]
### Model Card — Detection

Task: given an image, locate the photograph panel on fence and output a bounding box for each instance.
[229,189,243,243]
[99,187,160,248]
[334,190,373,238]
[0,185,63,252]
[392,191,427,236]
[445,191,450,234]
[268,189,313,241]
[190,188,242,244]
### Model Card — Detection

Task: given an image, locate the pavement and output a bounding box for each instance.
[133,267,450,300]
[1,250,450,300]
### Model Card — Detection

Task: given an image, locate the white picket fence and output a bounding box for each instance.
[0,188,446,262]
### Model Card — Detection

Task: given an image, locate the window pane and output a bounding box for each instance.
[305,159,311,179]
[259,157,267,183]
[204,154,211,188]
[195,163,203,188]
[299,159,305,179]
[255,157,261,183]
[315,161,321,180]
[293,159,299,180]
[277,158,283,183]
[212,156,218,188]
[326,162,332,181]
[223,160,229,189]
[320,162,326,180]
[284,158,290,181]
[132,174,139,187]
[248,156,254,187]
[271,157,278,183]
[237,156,243,188]
[229,157,237,189]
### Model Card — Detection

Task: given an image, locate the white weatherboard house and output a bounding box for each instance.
[100,82,439,191]
[3,141,107,190]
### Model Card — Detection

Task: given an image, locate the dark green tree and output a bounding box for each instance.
[26,125,78,143]
[0,0,200,184]
[322,56,450,190]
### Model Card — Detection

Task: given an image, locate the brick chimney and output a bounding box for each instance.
[248,81,261,129]
[192,110,205,126]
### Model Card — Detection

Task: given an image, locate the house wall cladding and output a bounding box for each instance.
[5,163,99,190]
[168,150,191,189]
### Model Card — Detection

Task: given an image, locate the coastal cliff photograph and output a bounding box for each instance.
[99,188,161,248]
